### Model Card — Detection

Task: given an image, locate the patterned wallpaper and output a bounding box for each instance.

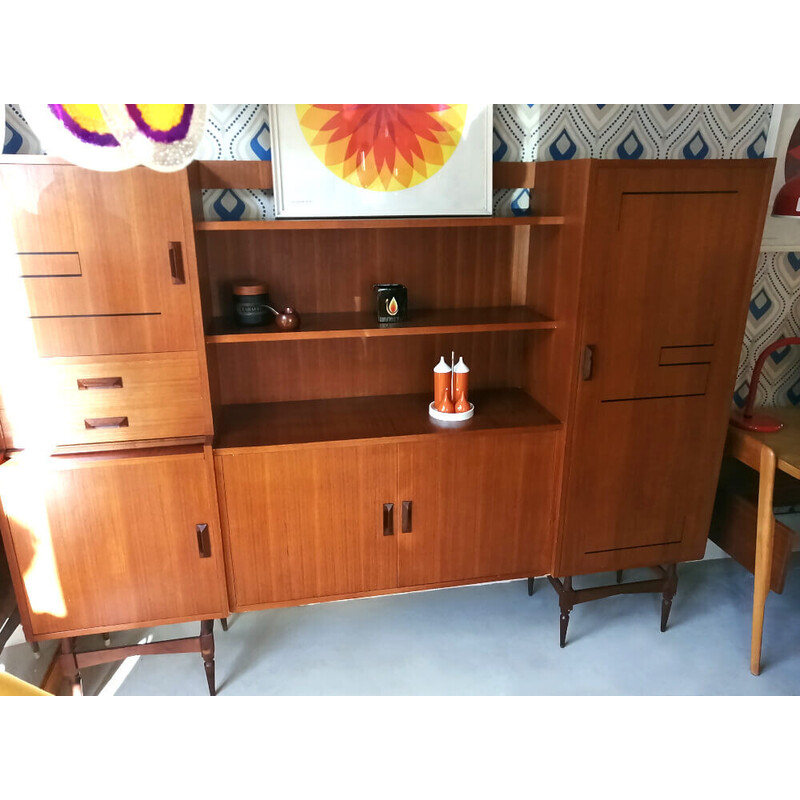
[4,103,798,407]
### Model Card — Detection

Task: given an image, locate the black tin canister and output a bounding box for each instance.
[373,283,407,325]
[233,282,271,326]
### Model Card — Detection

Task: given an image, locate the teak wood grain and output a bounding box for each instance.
[0,352,211,449]
[205,306,556,344]
[213,388,561,452]
[0,448,228,639]
[211,331,528,406]
[200,226,532,319]
[218,443,398,607]
[556,159,774,576]
[397,432,557,586]
[0,163,197,356]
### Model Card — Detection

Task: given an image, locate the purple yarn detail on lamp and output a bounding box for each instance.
[47,104,120,147]
[125,104,193,143]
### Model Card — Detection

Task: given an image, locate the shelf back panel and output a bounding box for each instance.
[212,331,530,405]
[201,227,523,319]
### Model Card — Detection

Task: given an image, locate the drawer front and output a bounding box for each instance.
[1,352,210,448]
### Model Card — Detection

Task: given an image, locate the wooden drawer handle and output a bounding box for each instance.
[77,376,123,390]
[168,241,185,285]
[582,345,595,381]
[84,416,129,430]
[402,500,413,533]
[196,524,211,558]
[383,503,394,536]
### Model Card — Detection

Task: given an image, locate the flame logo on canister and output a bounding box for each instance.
[386,296,399,316]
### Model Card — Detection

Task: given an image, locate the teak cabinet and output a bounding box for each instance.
[0,155,773,652]
[218,431,556,610]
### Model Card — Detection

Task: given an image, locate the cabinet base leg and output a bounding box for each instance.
[527,578,535,597]
[220,617,229,632]
[548,566,678,647]
[58,619,219,696]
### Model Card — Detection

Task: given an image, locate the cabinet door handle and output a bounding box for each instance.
[84,416,128,429]
[383,503,394,536]
[168,241,185,285]
[401,501,413,533]
[77,376,123,390]
[196,524,211,558]
[582,345,595,381]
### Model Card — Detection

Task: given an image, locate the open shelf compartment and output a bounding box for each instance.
[213,387,561,453]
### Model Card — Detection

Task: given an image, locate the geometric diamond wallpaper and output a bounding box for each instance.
[4,103,798,407]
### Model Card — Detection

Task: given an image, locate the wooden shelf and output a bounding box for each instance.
[194,215,564,232]
[213,388,562,453]
[205,307,557,344]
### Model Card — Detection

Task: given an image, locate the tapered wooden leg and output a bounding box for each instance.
[751,446,777,676]
[660,563,678,632]
[30,641,40,658]
[559,576,574,648]
[527,578,535,596]
[220,617,229,632]
[200,619,216,696]
[60,638,83,696]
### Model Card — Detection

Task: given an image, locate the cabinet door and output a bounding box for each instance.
[0,450,228,637]
[557,161,772,575]
[218,444,398,608]
[0,164,196,356]
[397,432,557,587]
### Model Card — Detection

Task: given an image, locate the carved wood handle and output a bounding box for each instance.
[84,416,128,429]
[196,524,211,558]
[168,241,185,285]
[582,345,595,381]
[401,501,413,533]
[77,376,123,390]
[383,503,394,536]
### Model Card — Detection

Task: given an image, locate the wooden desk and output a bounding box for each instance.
[725,408,800,674]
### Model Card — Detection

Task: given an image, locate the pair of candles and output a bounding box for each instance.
[434,355,470,414]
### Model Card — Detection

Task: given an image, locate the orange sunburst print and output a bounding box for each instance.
[296,104,467,191]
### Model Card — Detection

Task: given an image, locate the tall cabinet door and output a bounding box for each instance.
[218,444,398,609]
[397,432,558,587]
[557,161,773,576]
[0,164,196,356]
[0,449,228,638]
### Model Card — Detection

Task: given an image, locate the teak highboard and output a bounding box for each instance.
[0,156,773,691]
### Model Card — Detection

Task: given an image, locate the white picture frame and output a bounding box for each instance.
[270,104,493,218]
[761,103,800,252]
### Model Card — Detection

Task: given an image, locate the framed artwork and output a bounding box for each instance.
[761,103,800,251]
[270,104,492,217]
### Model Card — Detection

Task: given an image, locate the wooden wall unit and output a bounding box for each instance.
[0,155,774,659]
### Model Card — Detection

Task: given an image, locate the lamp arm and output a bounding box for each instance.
[743,336,800,418]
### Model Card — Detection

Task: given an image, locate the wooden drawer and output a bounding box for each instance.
[1,352,210,448]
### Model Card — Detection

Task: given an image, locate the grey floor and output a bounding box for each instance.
[55,554,799,695]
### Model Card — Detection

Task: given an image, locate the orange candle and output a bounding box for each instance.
[434,356,454,413]
[454,356,470,413]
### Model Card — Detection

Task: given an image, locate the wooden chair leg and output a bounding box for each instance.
[660,563,678,632]
[220,617,229,632]
[200,619,216,696]
[527,578,535,596]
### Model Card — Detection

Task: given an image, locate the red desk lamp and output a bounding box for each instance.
[730,336,800,432]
